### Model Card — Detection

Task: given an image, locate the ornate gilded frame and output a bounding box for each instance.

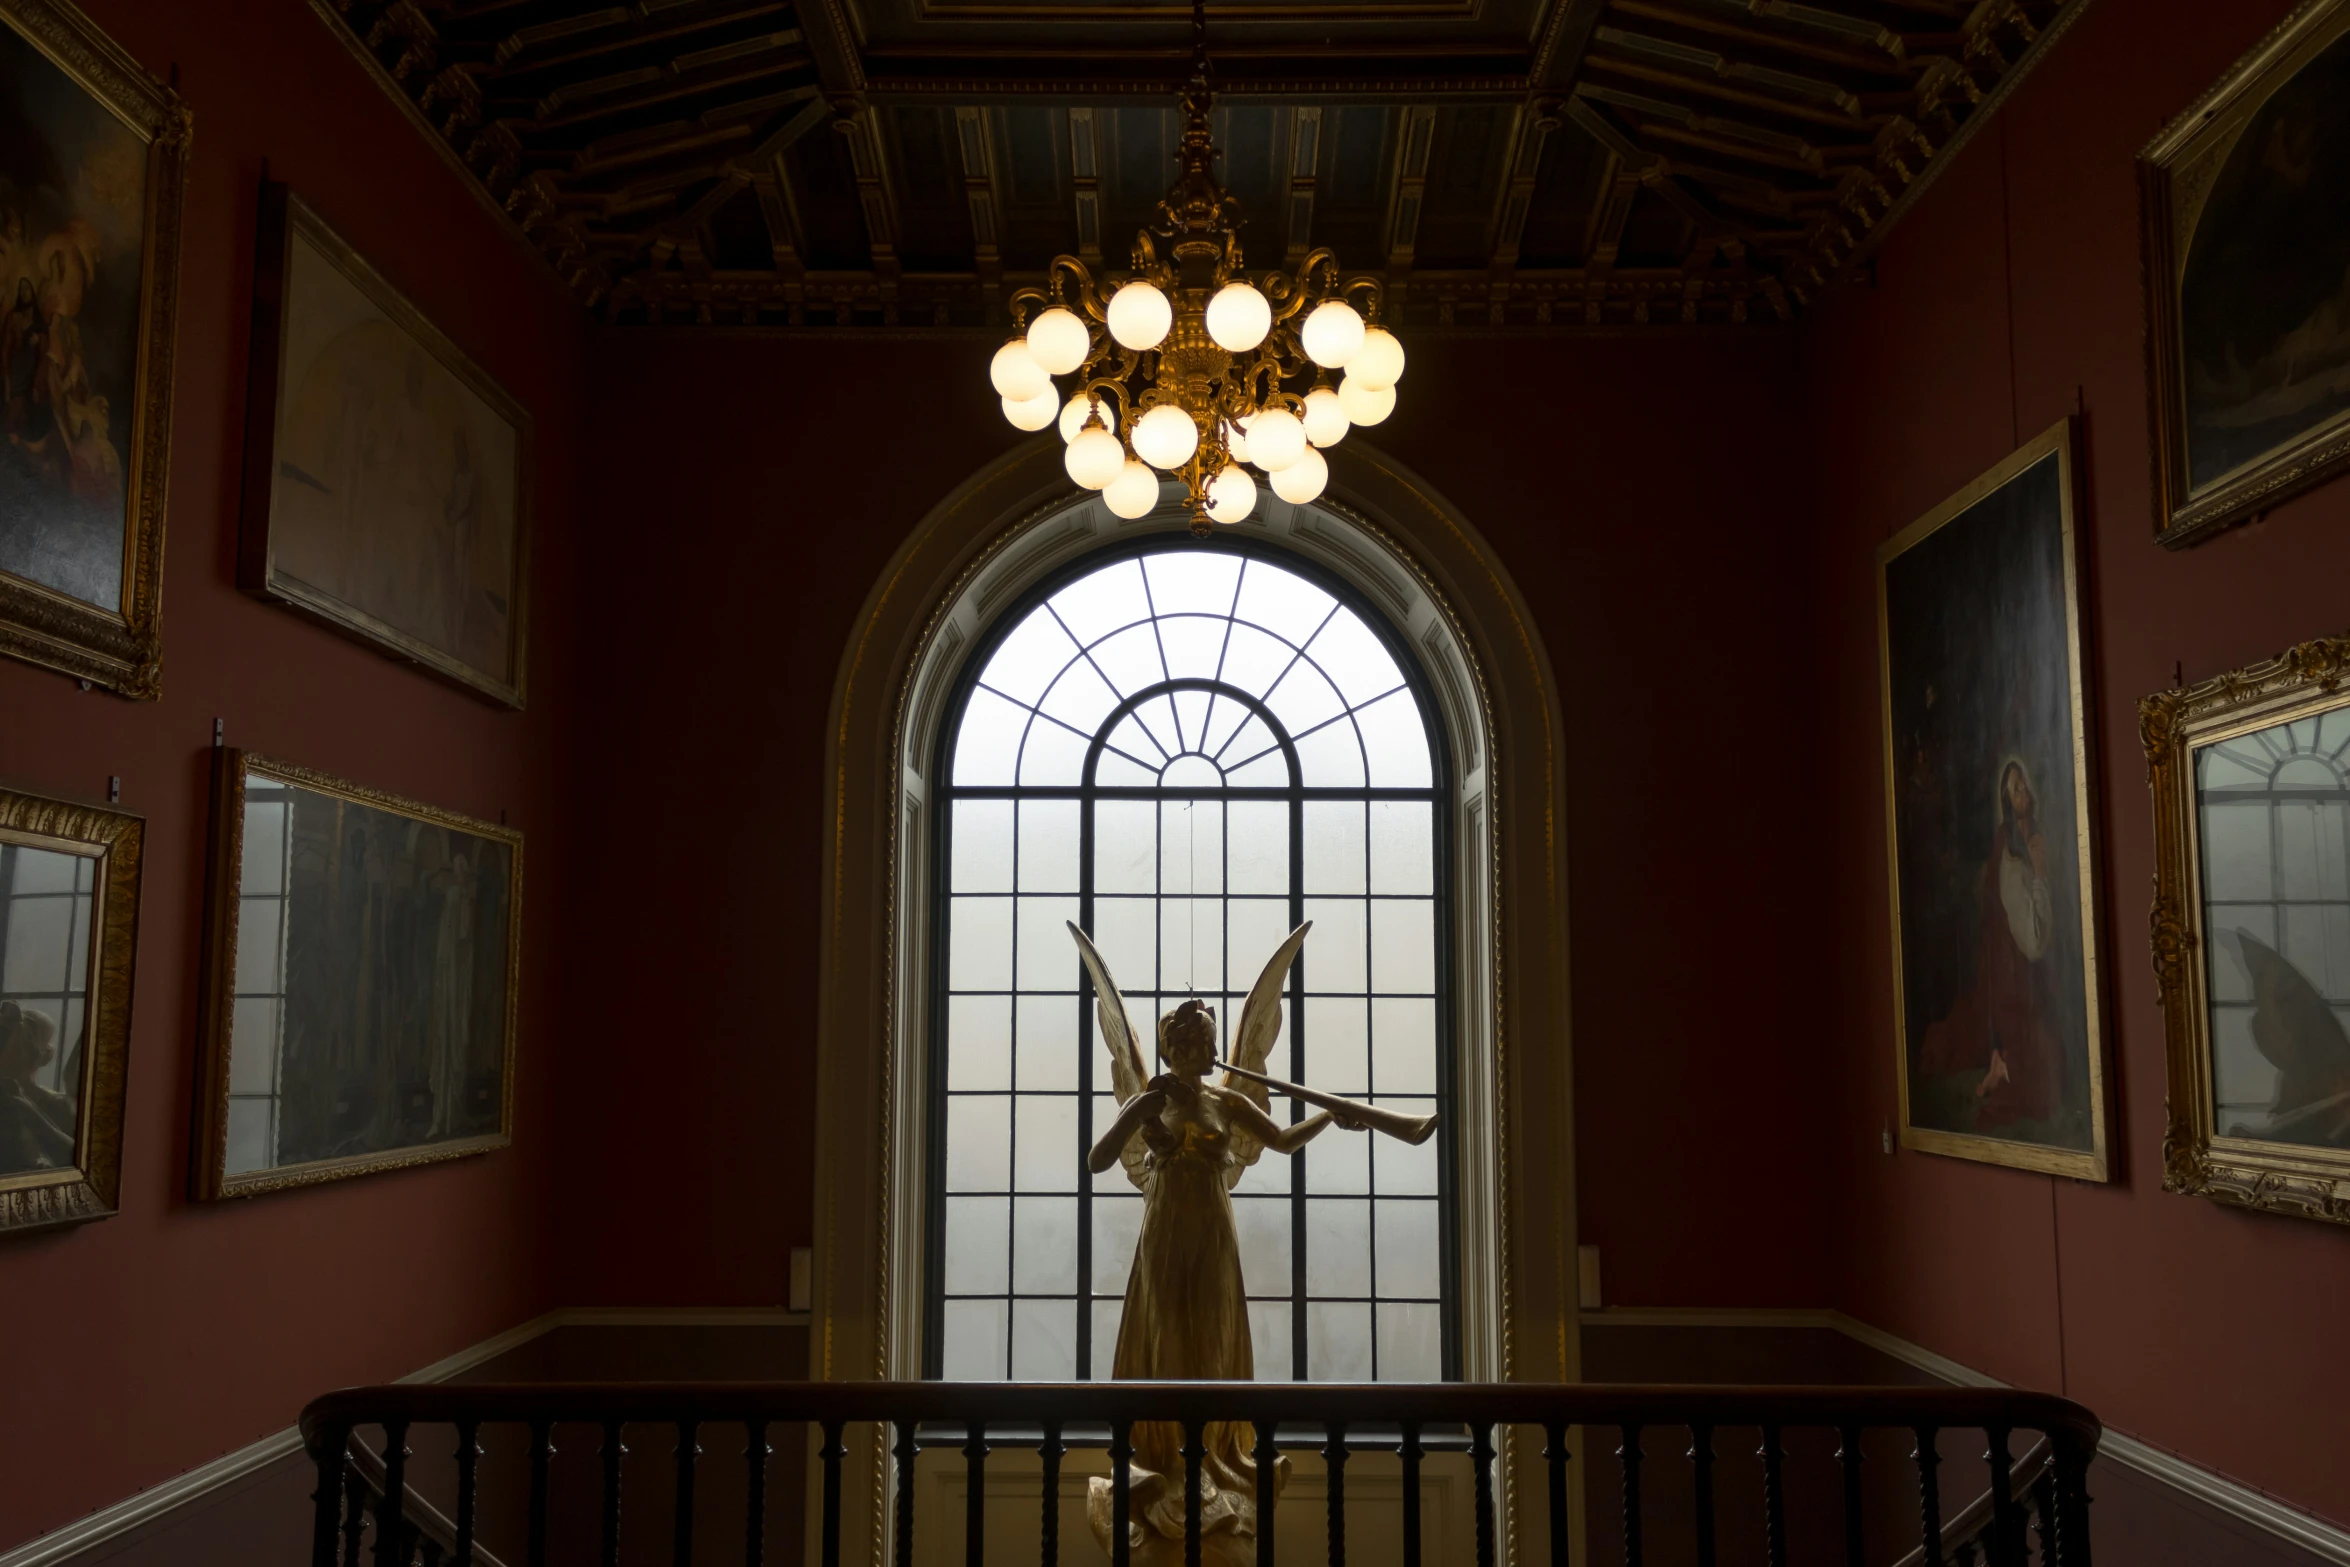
[192,750,524,1199]
[2144,634,2350,1225]
[0,783,143,1236]
[1877,418,2112,1181]
[0,0,188,696]
[238,184,533,708]
[2139,0,2350,548]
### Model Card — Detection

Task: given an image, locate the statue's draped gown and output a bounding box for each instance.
[1086,1089,1286,1564]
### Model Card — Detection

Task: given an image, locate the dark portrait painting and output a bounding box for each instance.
[1878,422,2109,1179]
[196,753,521,1199]
[2143,0,2350,544]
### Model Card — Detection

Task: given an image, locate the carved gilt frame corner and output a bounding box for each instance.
[2143,633,2350,1226]
[0,782,143,1237]
[0,0,189,697]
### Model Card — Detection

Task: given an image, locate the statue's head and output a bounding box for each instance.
[1158,998,1217,1075]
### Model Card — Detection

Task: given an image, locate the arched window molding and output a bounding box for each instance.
[810,442,1577,1563]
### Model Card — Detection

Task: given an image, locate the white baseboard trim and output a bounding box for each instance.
[0,1306,810,1567]
[1584,1304,2350,1564]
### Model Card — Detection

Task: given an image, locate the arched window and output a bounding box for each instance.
[929,540,1455,1383]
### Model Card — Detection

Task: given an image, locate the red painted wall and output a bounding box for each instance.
[0,0,583,1549]
[558,329,1830,1316]
[1804,0,2350,1527]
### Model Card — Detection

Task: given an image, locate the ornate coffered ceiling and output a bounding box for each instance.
[312,0,2086,329]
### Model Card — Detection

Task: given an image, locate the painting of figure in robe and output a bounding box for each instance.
[243,188,529,706]
[0,15,147,611]
[197,753,522,1198]
[1878,421,2110,1178]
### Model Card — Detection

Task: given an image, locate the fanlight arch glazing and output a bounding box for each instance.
[932,544,1454,1385]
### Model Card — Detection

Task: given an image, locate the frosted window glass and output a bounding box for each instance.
[10,845,75,893]
[1217,713,1284,773]
[1089,623,1167,698]
[1158,897,1223,995]
[240,803,286,895]
[1303,802,1367,894]
[1049,559,1151,647]
[1307,1302,1373,1381]
[1144,550,1243,616]
[1368,802,1434,895]
[952,801,1016,892]
[947,996,1011,1089]
[953,689,1029,785]
[1038,658,1122,738]
[1090,1093,1136,1193]
[2,897,68,989]
[1092,1196,1145,1293]
[1016,897,1082,991]
[1012,1299,1076,1379]
[1227,1130,1291,1194]
[1160,802,1224,894]
[1225,798,1288,888]
[1226,901,1294,993]
[1015,995,1078,1090]
[1131,694,1185,758]
[1093,801,1156,893]
[1372,998,1438,1094]
[1301,899,1368,993]
[1018,801,1082,892]
[1171,689,1217,756]
[223,1097,273,1176]
[1198,692,1251,757]
[1232,1195,1292,1294]
[1094,749,1158,787]
[1358,690,1433,788]
[946,1095,1011,1189]
[945,1197,1011,1292]
[1013,1094,1080,1191]
[949,896,1013,990]
[2201,802,2272,902]
[1088,898,1157,994]
[1304,997,1368,1093]
[1218,622,1302,701]
[1091,1300,1127,1379]
[1264,660,1345,738]
[1233,561,1335,646]
[1305,1198,1372,1295]
[1158,615,1229,681]
[1371,1101,1440,1194]
[1375,1201,1441,1299]
[1226,752,1292,787]
[228,999,280,1095]
[1371,901,1437,995]
[233,899,283,996]
[1292,720,1367,787]
[942,1300,1009,1381]
[1377,1303,1442,1381]
[1305,1120,1369,1194]
[981,612,1082,707]
[1019,720,1091,786]
[1104,712,1168,769]
[1304,612,1404,706]
[1013,1196,1080,1293]
[1247,1302,1293,1379]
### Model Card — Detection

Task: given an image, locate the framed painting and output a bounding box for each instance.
[0,0,187,696]
[1877,419,2111,1179]
[2145,635,2350,1225]
[2141,0,2350,547]
[239,183,530,707]
[193,751,522,1199]
[0,782,141,1235]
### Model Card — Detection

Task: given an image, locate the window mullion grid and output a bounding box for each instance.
[1288,778,1308,1381]
[1363,792,1379,1381]
[1077,792,1096,1380]
[1006,791,1022,1379]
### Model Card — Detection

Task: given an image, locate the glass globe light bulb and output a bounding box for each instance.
[1106,281,1172,352]
[1060,393,1115,444]
[1223,416,1252,467]
[1301,300,1366,368]
[1245,405,1307,471]
[1301,387,1350,448]
[1065,425,1125,490]
[1205,282,1272,353]
[1206,464,1257,525]
[989,338,1049,402]
[1132,404,1200,471]
[1002,389,1059,432]
[1026,307,1091,375]
[1349,325,1406,389]
[1269,444,1329,505]
[1336,374,1396,427]
[1103,458,1161,519]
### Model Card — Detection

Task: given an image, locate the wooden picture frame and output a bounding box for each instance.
[1878,419,2111,1180]
[193,751,522,1199]
[0,0,188,697]
[2145,635,2350,1225]
[0,782,142,1235]
[2140,0,2350,547]
[239,183,531,707]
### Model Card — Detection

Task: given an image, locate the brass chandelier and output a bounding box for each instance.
[987,19,1405,536]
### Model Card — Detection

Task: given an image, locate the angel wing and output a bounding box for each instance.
[1221,921,1312,1186]
[1067,921,1153,1189]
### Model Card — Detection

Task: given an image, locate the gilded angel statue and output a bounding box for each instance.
[1067,919,1438,1567]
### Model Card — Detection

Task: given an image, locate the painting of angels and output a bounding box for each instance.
[1877,420,2111,1179]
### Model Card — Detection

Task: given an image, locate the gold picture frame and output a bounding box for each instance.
[193,751,523,1199]
[2144,635,2350,1225]
[1878,419,2111,1180]
[2140,0,2350,548]
[0,783,142,1235]
[0,0,188,696]
[238,184,532,707]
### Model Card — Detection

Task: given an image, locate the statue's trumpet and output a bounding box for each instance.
[1214,1059,1439,1146]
